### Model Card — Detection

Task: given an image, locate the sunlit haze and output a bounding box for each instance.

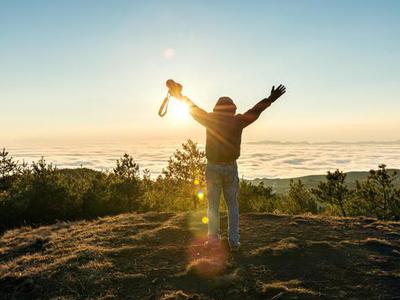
[1,0,400,144]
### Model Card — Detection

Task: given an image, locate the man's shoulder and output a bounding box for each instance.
[210,113,244,119]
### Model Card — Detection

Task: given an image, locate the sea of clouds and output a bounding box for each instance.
[5,141,400,179]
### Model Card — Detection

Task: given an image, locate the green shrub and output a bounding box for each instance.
[3,158,80,225]
[162,139,206,210]
[238,180,277,213]
[0,153,145,229]
[81,172,112,217]
[353,165,400,220]
[286,180,318,214]
[109,153,142,212]
[312,170,351,217]
[1,142,400,231]
[0,148,24,192]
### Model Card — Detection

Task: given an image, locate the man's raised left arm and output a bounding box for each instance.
[239,84,286,127]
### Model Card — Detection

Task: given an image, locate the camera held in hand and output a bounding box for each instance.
[159,79,183,117]
[166,79,183,98]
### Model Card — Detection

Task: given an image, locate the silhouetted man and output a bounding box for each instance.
[171,83,286,251]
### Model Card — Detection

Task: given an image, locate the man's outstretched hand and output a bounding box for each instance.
[269,84,286,103]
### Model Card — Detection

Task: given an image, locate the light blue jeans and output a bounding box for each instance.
[206,161,240,246]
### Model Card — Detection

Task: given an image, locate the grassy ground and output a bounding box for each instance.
[1,211,400,299]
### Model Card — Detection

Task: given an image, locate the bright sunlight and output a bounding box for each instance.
[168,99,190,121]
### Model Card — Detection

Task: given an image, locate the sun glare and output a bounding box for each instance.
[168,100,190,121]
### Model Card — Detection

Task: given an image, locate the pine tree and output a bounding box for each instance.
[312,169,350,216]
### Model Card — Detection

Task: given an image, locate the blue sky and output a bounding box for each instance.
[1,0,399,143]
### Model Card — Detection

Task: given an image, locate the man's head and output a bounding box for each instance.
[213,97,237,115]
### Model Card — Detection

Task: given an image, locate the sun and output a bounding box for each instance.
[168,99,190,121]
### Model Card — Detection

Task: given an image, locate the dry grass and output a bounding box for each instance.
[1,211,400,299]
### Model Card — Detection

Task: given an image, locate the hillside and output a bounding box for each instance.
[251,169,400,193]
[1,211,400,299]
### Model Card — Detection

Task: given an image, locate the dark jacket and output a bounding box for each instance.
[189,97,272,163]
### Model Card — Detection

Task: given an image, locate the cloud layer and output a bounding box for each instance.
[6,142,400,179]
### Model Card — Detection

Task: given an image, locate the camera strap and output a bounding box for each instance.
[158,92,170,117]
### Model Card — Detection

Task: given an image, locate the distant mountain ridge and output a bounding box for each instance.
[250,169,400,193]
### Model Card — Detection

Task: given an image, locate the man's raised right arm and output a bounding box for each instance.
[180,95,209,127]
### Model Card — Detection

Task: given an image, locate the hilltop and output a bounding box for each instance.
[1,211,400,299]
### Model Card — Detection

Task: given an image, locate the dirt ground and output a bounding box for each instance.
[1,211,400,299]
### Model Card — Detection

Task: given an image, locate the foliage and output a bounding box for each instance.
[0,148,25,192]
[1,142,400,231]
[312,170,351,216]
[0,154,143,230]
[141,176,200,212]
[354,164,400,220]
[2,158,80,225]
[109,153,142,212]
[286,180,318,214]
[163,139,206,184]
[160,139,206,210]
[113,153,140,180]
[238,179,277,213]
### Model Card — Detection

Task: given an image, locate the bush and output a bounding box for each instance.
[141,176,198,211]
[353,165,400,220]
[0,148,24,192]
[143,139,207,211]
[286,180,318,214]
[109,153,143,212]
[3,158,80,225]
[0,153,145,230]
[81,172,112,217]
[238,180,277,213]
[163,139,206,185]
[312,170,351,217]
[1,142,400,231]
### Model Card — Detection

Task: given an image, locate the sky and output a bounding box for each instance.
[1,0,400,144]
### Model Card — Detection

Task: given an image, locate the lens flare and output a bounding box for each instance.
[186,235,228,278]
[163,47,175,59]
[197,190,205,200]
[185,213,228,278]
